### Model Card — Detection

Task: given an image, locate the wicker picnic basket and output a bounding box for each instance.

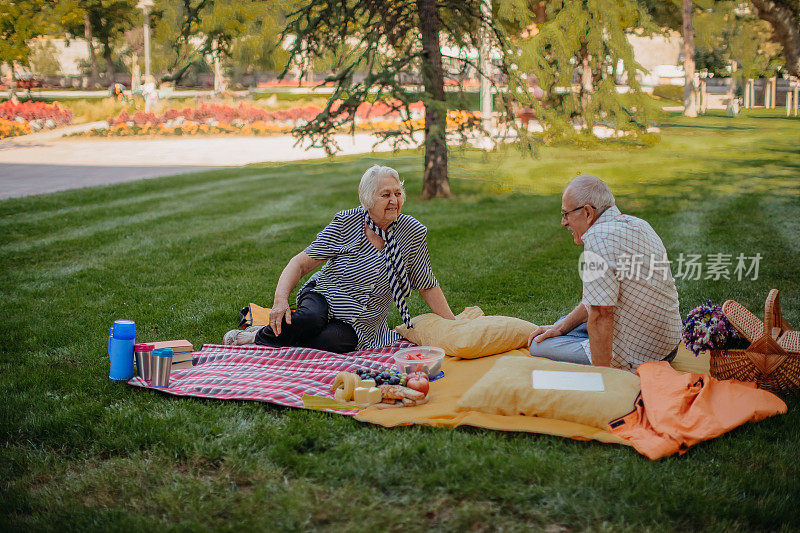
[712,289,800,394]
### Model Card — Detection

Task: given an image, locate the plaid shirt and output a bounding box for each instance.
[581,206,682,371]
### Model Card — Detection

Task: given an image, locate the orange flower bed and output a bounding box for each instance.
[0,118,32,138]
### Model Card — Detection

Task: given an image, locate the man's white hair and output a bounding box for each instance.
[565,174,615,212]
[358,165,405,209]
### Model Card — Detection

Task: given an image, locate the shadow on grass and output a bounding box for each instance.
[659,122,757,131]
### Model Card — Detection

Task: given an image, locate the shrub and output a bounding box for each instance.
[652,84,684,102]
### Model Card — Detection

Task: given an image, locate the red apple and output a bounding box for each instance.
[406,372,429,396]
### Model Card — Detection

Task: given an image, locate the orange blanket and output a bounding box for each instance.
[356,350,629,445]
[355,345,709,445]
[608,361,787,459]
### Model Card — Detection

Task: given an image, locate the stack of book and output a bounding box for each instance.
[151,339,194,369]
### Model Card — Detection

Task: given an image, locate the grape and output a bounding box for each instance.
[389,376,400,385]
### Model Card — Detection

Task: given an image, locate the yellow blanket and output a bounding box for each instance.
[355,345,710,445]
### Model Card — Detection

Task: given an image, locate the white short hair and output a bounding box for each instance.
[565,174,615,212]
[358,165,405,209]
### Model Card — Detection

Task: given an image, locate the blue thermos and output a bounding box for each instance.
[108,319,135,380]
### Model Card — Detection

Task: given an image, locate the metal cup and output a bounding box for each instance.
[151,348,173,387]
[134,344,154,381]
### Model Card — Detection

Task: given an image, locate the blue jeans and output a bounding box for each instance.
[529,317,679,365]
[529,318,591,365]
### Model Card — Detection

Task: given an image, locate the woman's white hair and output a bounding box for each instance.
[358,165,405,209]
[565,174,615,212]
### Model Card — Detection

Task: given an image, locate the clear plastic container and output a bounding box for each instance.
[393,346,445,378]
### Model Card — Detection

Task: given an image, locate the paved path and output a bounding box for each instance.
[0,163,220,198]
[0,129,423,200]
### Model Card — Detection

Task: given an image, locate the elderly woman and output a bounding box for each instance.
[224,165,455,353]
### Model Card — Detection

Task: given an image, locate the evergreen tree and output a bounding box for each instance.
[516,0,660,140]
[279,0,532,199]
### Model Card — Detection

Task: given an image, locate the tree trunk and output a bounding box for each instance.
[417,0,450,199]
[682,0,697,117]
[84,13,100,86]
[103,42,116,82]
[7,61,18,101]
[579,43,593,130]
[750,0,800,78]
[479,0,493,133]
[534,0,547,23]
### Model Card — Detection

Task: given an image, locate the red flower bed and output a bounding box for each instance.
[106,101,428,128]
[92,100,439,137]
[107,103,325,126]
[0,101,72,125]
[354,100,424,119]
[329,100,425,119]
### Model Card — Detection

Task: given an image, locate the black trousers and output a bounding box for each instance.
[254,284,358,354]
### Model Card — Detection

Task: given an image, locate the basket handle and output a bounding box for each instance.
[742,289,786,356]
[764,289,780,336]
[764,288,794,339]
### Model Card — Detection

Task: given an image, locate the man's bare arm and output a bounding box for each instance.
[587,305,614,366]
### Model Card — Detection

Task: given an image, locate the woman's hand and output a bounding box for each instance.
[270,300,292,336]
[270,252,325,336]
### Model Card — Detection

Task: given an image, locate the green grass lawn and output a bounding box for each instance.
[1,110,799,531]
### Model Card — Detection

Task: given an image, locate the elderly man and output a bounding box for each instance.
[529,175,682,372]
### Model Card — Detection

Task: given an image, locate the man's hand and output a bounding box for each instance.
[270,300,292,336]
[528,324,563,347]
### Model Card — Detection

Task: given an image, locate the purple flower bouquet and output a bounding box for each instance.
[682,301,741,356]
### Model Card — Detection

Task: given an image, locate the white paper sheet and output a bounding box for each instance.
[532,370,605,392]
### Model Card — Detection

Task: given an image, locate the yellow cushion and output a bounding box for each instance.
[456,356,641,429]
[396,307,538,359]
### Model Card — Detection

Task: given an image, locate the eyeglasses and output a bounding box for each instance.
[560,205,593,219]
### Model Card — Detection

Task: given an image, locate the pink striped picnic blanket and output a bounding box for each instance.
[128,341,414,415]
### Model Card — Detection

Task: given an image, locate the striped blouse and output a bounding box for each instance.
[302,207,438,349]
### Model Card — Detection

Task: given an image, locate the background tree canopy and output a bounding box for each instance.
[278,0,535,199]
